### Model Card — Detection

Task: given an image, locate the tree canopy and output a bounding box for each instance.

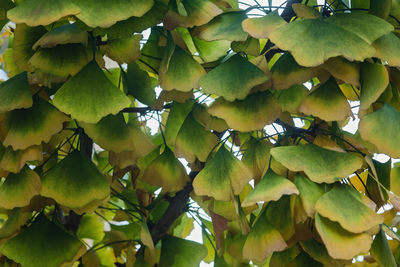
[0,0,400,266]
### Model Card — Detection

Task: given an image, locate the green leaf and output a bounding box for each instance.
[0,166,41,209]
[175,112,219,162]
[0,214,86,267]
[141,147,189,193]
[2,97,69,150]
[242,170,299,208]
[124,62,156,106]
[293,175,324,217]
[300,239,348,266]
[104,35,142,64]
[208,91,281,132]
[370,0,392,19]
[41,150,110,213]
[242,212,287,262]
[7,0,79,26]
[321,57,360,86]
[53,61,130,123]
[32,23,88,49]
[0,0,13,20]
[292,3,320,18]
[315,185,383,233]
[0,208,30,239]
[242,11,286,39]
[359,104,400,158]
[241,139,271,181]
[159,235,207,267]
[77,214,105,244]
[278,85,308,114]
[193,146,252,201]
[360,62,389,110]
[370,227,397,267]
[0,145,42,174]
[269,13,393,67]
[286,251,323,267]
[75,0,154,28]
[298,77,352,121]
[315,213,373,260]
[265,195,295,240]
[0,72,32,113]
[270,144,364,184]
[159,44,205,92]
[194,11,248,42]
[192,37,230,63]
[164,100,195,147]
[199,54,268,101]
[3,48,23,78]
[270,245,301,267]
[373,32,400,67]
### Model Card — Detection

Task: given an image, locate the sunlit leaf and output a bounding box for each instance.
[321,57,360,86]
[242,12,286,39]
[0,145,42,174]
[265,195,295,240]
[164,100,195,147]
[0,72,32,113]
[77,214,105,244]
[192,37,230,63]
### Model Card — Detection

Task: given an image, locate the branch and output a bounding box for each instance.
[121,103,171,114]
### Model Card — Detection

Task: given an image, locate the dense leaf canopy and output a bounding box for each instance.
[0,0,400,266]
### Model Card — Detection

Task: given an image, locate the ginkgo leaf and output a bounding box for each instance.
[7,0,80,26]
[53,61,130,123]
[298,77,352,121]
[0,145,42,174]
[41,150,110,212]
[32,23,88,49]
[293,175,324,217]
[75,0,154,28]
[192,37,230,63]
[13,24,47,72]
[0,71,32,113]
[269,13,393,67]
[242,170,299,207]
[292,3,320,18]
[123,62,156,106]
[265,195,295,240]
[359,62,389,110]
[315,213,373,260]
[163,0,223,30]
[29,44,93,77]
[370,228,397,267]
[242,213,287,262]
[105,35,142,64]
[164,100,195,146]
[141,147,189,193]
[278,85,308,114]
[373,32,400,67]
[2,97,69,150]
[300,239,348,266]
[242,12,286,39]
[321,57,360,86]
[193,146,252,201]
[3,48,23,78]
[194,11,248,42]
[0,214,86,267]
[270,144,364,184]
[159,44,205,92]
[0,166,41,209]
[0,208,30,239]
[241,139,271,181]
[0,0,13,20]
[199,54,268,101]
[315,185,383,233]
[359,104,400,158]
[159,235,207,267]
[192,104,229,132]
[77,214,105,244]
[208,91,281,132]
[175,112,218,162]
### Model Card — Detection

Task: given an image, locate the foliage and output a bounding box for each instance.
[0,0,400,266]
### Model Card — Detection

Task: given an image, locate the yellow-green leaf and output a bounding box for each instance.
[241,138,271,181]
[242,11,286,39]
[0,72,32,113]
[105,35,142,64]
[373,32,400,67]
[371,227,397,267]
[32,23,88,49]
[278,85,308,114]
[293,175,324,217]
[360,62,389,110]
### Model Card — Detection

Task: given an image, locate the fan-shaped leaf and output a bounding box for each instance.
[105,35,142,64]
[300,239,348,266]
[242,12,286,39]
[141,147,189,193]
[2,97,69,150]
[0,72,32,113]
[164,100,195,147]
[241,139,271,181]
[293,175,324,217]
[0,208,30,239]
[0,145,42,174]
[7,0,79,26]
[41,150,110,212]
[0,214,86,267]
[278,85,308,114]
[269,13,393,67]
[53,61,130,123]
[192,37,230,63]
[270,144,364,183]
[321,57,360,86]
[242,170,299,208]
[123,62,156,106]
[199,54,268,101]
[208,91,281,132]
[0,166,41,209]
[77,214,105,244]
[373,32,400,67]
[32,23,88,49]
[193,146,252,201]
[371,227,397,267]
[359,104,400,158]
[360,62,389,110]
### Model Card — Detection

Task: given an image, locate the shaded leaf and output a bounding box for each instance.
[293,175,324,217]
[370,227,397,267]
[360,62,389,110]
[124,62,156,106]
[0,72,32,113]
[32,23,88,49]
[105,35,142,64]
[373,32,400,67]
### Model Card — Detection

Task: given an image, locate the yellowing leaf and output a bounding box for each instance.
[141,147,189,193]
[208,91,281,132]
[41,150,110,213]
[298,77,352,122]
[315,185,383,233]
[241,139,271,181]
[105,35,142,64]
[278,85,309,114]
[300,239,349,266]
[32,23,88,49]
[373,32,400,67]
[0,208,30,239]
[0,145,42,174]
[293,175,324,217]
[360,62,389,110]
[0,72,32,113]
[269,13,393,67]
[199,54,268,101]
[322,57,360,86]
[242,12,286,39]
[0,214,86,267]
[193,146,252,201]
[2,97,69,150]
[292,3,320,18]
[7,0,80,26]
[0,166,41,209]
[242,170,299,208]
[359,104,400,158]
[271,144,363,184]
[53,61,130,123]
[315,213,373,260]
